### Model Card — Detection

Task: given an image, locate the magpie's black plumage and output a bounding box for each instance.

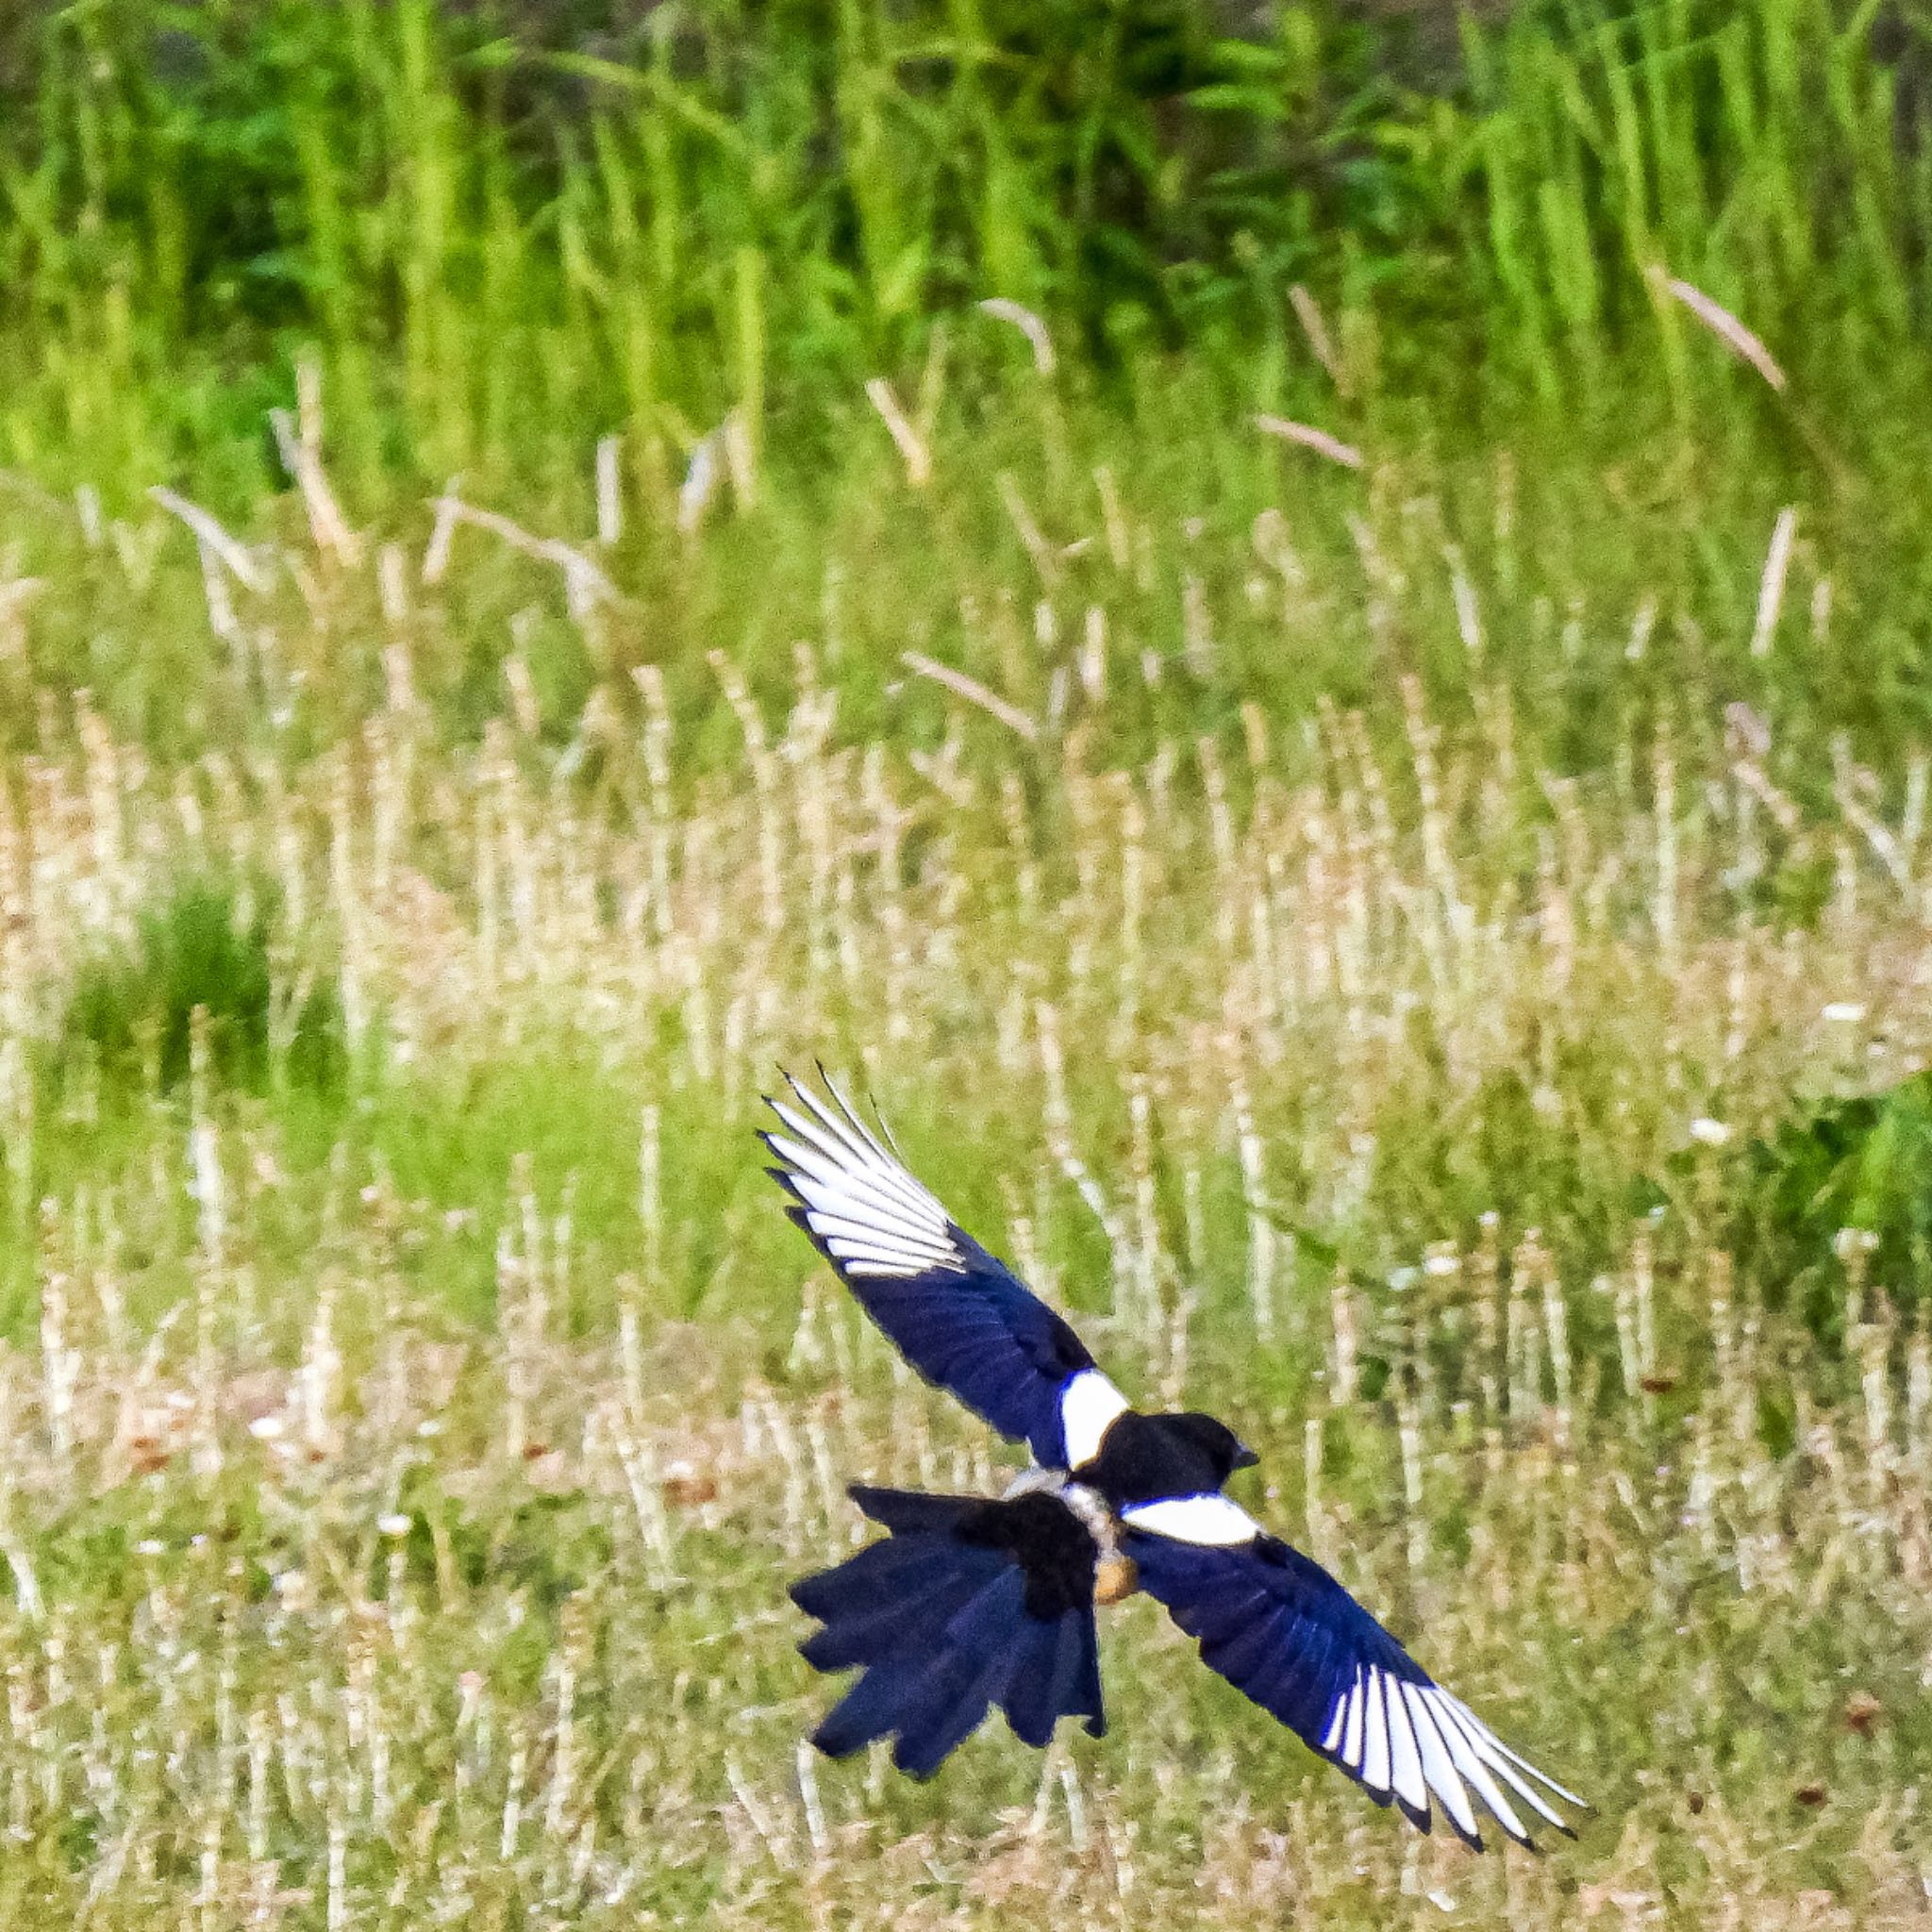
[1081,1408,1257,1507]
[764,1070,1585,1848]
[791,1485,1104,1774]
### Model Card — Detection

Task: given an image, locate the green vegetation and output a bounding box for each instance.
[0,0,1925,503]
[0,0,1924,1924]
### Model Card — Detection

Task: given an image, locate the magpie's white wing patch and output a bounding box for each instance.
[1123,1519,1583,1848]
[1330,1672,1581,1843]
[1404,1682,1479,1840]
[1324,1670,1459,1823]
[1427,1685,1582,1835]
[765,1073,966,1279]
[1358,1665,1392,1793]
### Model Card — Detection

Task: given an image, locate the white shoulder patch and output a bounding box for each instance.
[1058,1370,1131,1468]
[1118,1493,1261,1546]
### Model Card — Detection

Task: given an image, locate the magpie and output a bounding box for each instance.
[762,1070,1583,1849]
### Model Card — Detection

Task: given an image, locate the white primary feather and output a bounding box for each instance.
[1432,1690,1576,1828]
[1384,1675,1428,1814]
[798,1074,950,1218]
[1420,1688,1527,1841]
[1358,1670,1391,1793]
[1320,1671,1352,1754]
[1402,1682,1479,1840]
[1341,1672,1366,1771]
[1438,1688,1583,1805]
[768,1080,966,1281]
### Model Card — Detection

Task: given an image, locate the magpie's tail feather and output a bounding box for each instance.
[791,1485,1105,1774]
[1004,1596,1105,1747]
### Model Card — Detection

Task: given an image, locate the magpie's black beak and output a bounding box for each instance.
[1232,1441,1259,1472]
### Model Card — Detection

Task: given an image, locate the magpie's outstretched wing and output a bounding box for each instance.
[1120,1495,1583,1850]
[761,1070,1129,1469]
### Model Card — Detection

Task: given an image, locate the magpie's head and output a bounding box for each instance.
[1167,1411,1259,1481]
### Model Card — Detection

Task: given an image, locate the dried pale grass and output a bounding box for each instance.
[0,458,1923,1926]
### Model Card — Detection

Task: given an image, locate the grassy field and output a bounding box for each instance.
[0,0,1930,1925]
[0,402,1927,1927]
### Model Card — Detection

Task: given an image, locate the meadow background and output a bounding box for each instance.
[0,0,1928,1924]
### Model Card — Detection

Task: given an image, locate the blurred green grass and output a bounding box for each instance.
[0,0,1924,508]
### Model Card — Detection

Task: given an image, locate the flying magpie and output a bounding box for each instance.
[761,1069,1583,1849]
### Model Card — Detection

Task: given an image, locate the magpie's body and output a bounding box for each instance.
[762,1071,1583,1849]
